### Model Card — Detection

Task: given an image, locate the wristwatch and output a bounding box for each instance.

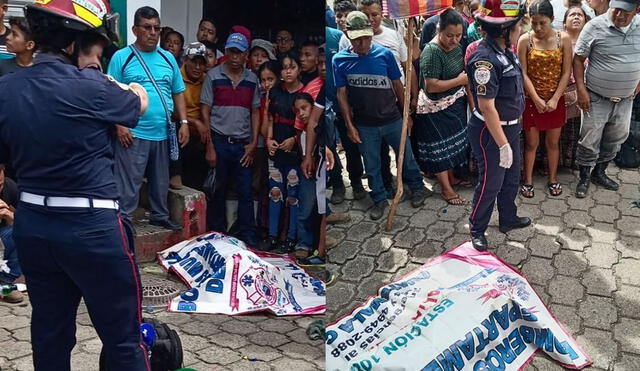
[179,119,188,125]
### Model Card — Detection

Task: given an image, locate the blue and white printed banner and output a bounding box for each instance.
[158,232,325,316]
[326,242,591,370]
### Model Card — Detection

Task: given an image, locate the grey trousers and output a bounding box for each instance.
[115,138,170,222]
[576,91,634,167]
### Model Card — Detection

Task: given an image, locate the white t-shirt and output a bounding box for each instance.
[551,0,567,30]
[339,25,408,83]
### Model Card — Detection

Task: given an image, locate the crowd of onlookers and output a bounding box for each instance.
[0,3,333,303]
[325,0,640,220]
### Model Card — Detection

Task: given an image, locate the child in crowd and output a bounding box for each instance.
[161,30,184,64]
[256,61,281,242]
[0,17,35,76]
[266,53,305,252]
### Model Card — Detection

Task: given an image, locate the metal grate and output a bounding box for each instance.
[141,275,184,309]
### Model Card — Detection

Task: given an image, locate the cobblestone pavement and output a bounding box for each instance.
[327,159,640,370]
[0,279,325,371]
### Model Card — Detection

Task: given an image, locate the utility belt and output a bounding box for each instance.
[588,89,632,104]
[213,133,251,145]
[473,110,519,126]
[20,192,119,209]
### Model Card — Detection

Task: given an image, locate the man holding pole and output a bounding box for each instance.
[333,11,428,221]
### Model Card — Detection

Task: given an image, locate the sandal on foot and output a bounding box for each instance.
[548,182,562,196]
[443,194,465,205]
[451,179,473,188]
[520,184,535,198]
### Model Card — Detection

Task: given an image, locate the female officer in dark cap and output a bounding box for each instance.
[466,0,531,251]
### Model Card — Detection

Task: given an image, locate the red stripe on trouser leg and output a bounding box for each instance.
[470,125,488,229]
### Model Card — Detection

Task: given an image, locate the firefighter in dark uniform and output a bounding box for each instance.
[466,0,531,251]
[0,1,150,370]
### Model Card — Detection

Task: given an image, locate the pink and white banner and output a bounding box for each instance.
[158,232,325,316]
[326,242,591,370]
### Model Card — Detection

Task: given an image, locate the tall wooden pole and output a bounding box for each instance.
[386,17,416,232]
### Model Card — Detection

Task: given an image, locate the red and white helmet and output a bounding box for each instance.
[475,0,526,28]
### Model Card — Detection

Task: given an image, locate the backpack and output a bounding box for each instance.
[99,317,183,371]
[614,105,640,169]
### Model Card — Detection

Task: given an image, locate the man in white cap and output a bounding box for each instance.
[573,0,640,198]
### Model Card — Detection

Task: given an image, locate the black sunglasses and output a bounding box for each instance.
[136,24,162,32]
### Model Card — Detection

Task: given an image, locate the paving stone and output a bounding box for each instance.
[549,304,581,334]
[327,241,360,264]
[615,259,640,286]
[505,222,537,240]
[592,204,620,223]
[532,284,551,305]
[152,310,194,326]
[584,243,619,268]
[556,229,590,251]
[235,343,284,363]
[618,169,640,184]
[616,236,640,259]
[394,200,419,217]
[220,320,260,336]
[614,318,640,353]
[69,351,98,371]
[485,228,507,247]
[619,182,640,198]
[392,262,424,281]
[76,324,98,342]
[618,216,640,237]
[409,209,439,228]
[410,240,442,264]
[620,201,640,216]
[577,295,617,330]
[548,275,584,305]
[2,340,32,360]
[80,337,104,355]
[437,203,469,222]
[425,221,455,241]
[226,359,272,370]
[10,304,31,317]
[356,272,394,300]
[376,248,409,273]
[360,236,393,257]
[529,234,562,258]
[270,356,319,370]
[567,195,596,211]
[179,333,213,352]
[196,346,243,365]
[256,318,297,334]
[562,210,592,230]
[0,328,11,342]
[552,250,587,277]
[340,255,375,281]
[517,203,544,221]
[393,227,426,248]
[179,320,221,336]
[380,216,410,235]
[278,342,324,360]
[521,256,555,285]
[614,353,640,371]
[540,198,569,216]
[496,241,529,266]
[593,188,621,206]
[582,268,617,297]
[207,331,250,350]
[326,281,356,319]
[327,228,347,244]
[588,223,619,244]
[11,326,30,342]
[614,285,640,320]
[0,315,29,331]
[11,356,34,371]
[530,355,565,370]
[287,328,323,346]
[576,327,618,369]
[345,222,378,242]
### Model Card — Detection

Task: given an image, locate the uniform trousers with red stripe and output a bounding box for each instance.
[468,116,522,237]
[13,203,149,371]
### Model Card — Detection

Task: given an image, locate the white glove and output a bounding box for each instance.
[499,143,513,169]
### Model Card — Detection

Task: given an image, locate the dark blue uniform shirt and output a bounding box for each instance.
[466,38,525,122]
[0,54,141,199]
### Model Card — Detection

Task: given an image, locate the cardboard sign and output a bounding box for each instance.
[158,232,325,316]
[326,242,591,370]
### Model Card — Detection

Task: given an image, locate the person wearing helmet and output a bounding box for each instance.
[466,0,531,251]
[0,0,150,370]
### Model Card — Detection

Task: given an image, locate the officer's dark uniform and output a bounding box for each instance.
[0,54,149,370]
[466,37,525,238]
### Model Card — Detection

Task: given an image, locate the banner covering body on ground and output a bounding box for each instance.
[158,232,325,316]
[326,242,591,370]
[385,0,454,19]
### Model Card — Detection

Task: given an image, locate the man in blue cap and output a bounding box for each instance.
[201,32,261,247]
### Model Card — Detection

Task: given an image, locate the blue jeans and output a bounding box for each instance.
[356,119,424,204]
[296,174,316,250]
[0,225,20,283]
[268,160,300,240]
[207,137,257,246]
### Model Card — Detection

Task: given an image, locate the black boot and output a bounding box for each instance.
[575,165,591,198]
[591,161,619,191]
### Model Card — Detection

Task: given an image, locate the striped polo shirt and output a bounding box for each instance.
[200,63,261,138]
[575,12,640,98]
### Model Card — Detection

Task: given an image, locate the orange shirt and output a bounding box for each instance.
[180,65,204,121]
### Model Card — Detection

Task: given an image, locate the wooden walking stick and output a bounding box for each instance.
[386,17,416,232]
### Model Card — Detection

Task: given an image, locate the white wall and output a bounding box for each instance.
[160,0,203,44]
